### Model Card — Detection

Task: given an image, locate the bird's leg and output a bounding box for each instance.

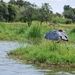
[64,41,69,49]
[56,40,61,43]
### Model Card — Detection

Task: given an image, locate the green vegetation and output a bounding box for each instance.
[8,41,75,67]
[0,0,75,26]
[0,22,44,43]
[0,22,28,41]
[26,25,42,39]
[0,22,74,67]
[0,0,75,68]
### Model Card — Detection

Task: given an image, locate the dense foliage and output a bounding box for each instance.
[0,0,75,26]
[63,5,75,24]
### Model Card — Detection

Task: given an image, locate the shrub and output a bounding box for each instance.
[26,25,42,39]
[70,28,75,33]
[65,19,72,24]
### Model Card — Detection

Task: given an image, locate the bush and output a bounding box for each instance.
[26,25,42,39]
[52,16,60,23]
[70,28,75,33]
[52,16,66,24]
[65,19,72,24]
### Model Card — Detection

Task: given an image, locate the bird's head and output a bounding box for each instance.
[58,29,68,41]
[58,29,63,32]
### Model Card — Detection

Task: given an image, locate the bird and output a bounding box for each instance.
[44,29,68,41]
[49,23,55,29]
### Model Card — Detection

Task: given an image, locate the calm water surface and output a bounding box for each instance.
[0,41,75,75]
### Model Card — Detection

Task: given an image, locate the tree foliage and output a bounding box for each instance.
[63,5,75,23]
[8,4,17,22]
[0,2,8,21]
[38,3,53,24]
[0,0,75,25]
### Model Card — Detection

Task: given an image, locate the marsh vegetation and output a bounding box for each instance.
[0,22,75,67]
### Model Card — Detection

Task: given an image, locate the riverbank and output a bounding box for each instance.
[8,41,75,68]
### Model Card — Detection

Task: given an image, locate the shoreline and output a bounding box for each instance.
[8,53,75,68]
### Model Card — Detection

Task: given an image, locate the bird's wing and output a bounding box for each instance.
[45,30,60,40]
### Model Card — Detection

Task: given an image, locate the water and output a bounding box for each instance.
[0,41,75,75]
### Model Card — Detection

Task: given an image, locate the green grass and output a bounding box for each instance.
[8,41,75,67]
[26,25,42,39]
[0,22,45,43]
[0,22,28,41]
[0,22,75,67]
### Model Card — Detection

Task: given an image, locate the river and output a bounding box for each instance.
[0,41,75,75]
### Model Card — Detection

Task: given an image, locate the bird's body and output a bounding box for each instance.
[45,29,68,41]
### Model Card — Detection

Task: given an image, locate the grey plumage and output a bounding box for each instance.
[45,29,68,41]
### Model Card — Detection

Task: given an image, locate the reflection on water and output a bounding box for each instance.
[45,67,75,75]
[0,41,75,75]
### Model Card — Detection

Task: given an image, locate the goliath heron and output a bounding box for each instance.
[45,29,68,41]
